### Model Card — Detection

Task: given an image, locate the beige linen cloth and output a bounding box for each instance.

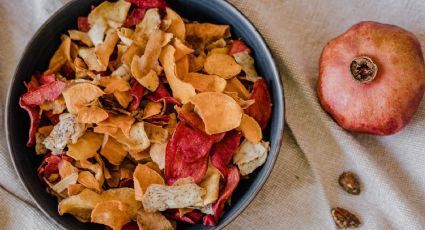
[1,0,424,229]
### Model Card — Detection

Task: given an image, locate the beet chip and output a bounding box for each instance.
[39,74,56,85]
[24,75,40,91]
[19,97,40,147]
[165,123,213,184]
[20,80,66,106]
[128,81,144,111]
[123,8,145,28]
[164,209,203,224]
[203,166,240,226]
[245,79,272,129]
[37,154,73,182]
[77,16,90,32]
[146,82,181,106]
[127,0,167,10]
[228,40,252,55]
[211,130,242,178]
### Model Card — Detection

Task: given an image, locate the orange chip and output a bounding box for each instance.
[59,160,79,178]
[186,23,230,50]
[133,68,159,92]
[144,161,162,175]
[164,7,186,41]
[58,189,102,222]
[87,0,131,28]
[224,91,255,109]
[74,57,89,78]
[78,171,102,193]
[225,77,250,99]
[122,43,142,66]
[95,29,120,71]
[67,183,85,196]
[199,164,221,205]
[176,55,189,80]
[77,157,105,185]
[204,53,241,79]
[133,164,165,200]
[68,30,93,47]
[117,27,134,46]
[143,101,163,118]
[101,188,142,219]
[159,45,196,103]
[190,92,243,135]
[99,76,130,94]
[62,83,104,114]
[91,200,131,230]
[144,122,169,143]
[173,38,193,61]
[132,9,161,49]
[238,114,262,143]
[113,91,133,108]
[38,125,53,136]
[94,125,119,136]
[79,47,104,71]
[209,47,229,54]
[45,36,72,74]
[100,137,128,165]
[77,106,109,123]
[206,38,227,50]
[188,53,206,73]
[98,114,135,137]
[67,132,103,161]
[183,72,226,92]
[137,208,174,230]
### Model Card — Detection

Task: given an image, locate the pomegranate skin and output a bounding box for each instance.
[318,21,425,135]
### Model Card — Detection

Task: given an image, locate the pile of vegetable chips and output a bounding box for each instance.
[19,0,273,229]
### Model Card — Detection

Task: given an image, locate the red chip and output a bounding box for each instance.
[128,80,144,111]
[228,40,252,55]
[165,122,213,184]
[19,96,40,147]
[118,178,134,188]
[39,74,55,85]
[211,130,242,178]
[127,0,167,10]
[146,82,182,106]
[37,154,73,183]
[203,166,240,226]
[20,80,66,106]
[24,75,40,91]
[164,209,203,224]
[77,16,90,32]
[123,8,146,28]
[245,79,272,129]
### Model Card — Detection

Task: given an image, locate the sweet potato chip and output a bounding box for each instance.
[186,23,230,50]
[134,69,159,92]
[173,38,193,61]
[224,92,255,109]
[68,30,93,47]
[189,92,242,135]
[137,209,174,230]
[199,164,221,206]
[122,43,143,66]
[67,132,103,161]
[100,137,128,165]
[46,172,78,194]
[224,77,250,99]
[150,143,166,170]
[101,188,142,219]
[183,72,226,93]
[133,164,165,200]
[209,47,228,54]
[206,38,227,50]
[88,0,131,29]
[144,123,166,141]
[63,83,104,114]
[233,140,269,176]
[211,130,242,178]
[78,171,102,193]
[159,45,196,104]
[165,123,213,184]
[78,48,103,71]
[175,55,189,80]
[91,200,131,230]
[45,36,72,74]
[233,52,261,82]
[99,76,131,94]
[74,57,89,78]
[132,9,161,48]
[188,53,206,73]
[142,178,205,212]
[244,79,272,129]
[59,189,102,222]
[204,53,241,79]
[77,106,109,123]
[96,29,120,71]
[238,114,262,143]
[68,183,85,196]
[129,149,151,162]
[58,160,79,178]
[98,114,135,138]
[77,157,105,185]
[114,91,133,108]
[164,7,185,41]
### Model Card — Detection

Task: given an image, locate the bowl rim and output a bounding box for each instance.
[5,0,285,229]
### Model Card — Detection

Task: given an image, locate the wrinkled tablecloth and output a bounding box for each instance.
[1,0,425,229]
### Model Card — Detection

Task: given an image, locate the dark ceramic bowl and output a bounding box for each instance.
[5,0,284,229]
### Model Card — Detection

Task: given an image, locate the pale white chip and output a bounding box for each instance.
[78,48,104,71]
[142,178,205,212]
[149,143,166,170]
[43,113,86,154]
[233,140,269,176]
[233,52,262,82]
[88,0,131,29]
[88,18,107,46]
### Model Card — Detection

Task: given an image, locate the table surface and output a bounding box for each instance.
[1,0,425,229]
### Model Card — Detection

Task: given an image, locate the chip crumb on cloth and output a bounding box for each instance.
[17,0,273,228]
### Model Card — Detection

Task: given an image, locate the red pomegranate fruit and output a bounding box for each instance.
[318,21,425,135]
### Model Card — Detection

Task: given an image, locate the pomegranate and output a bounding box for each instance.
[318,21,425,135]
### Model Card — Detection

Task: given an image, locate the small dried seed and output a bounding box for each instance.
[338,171,361,195]
[331,207,361,228]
